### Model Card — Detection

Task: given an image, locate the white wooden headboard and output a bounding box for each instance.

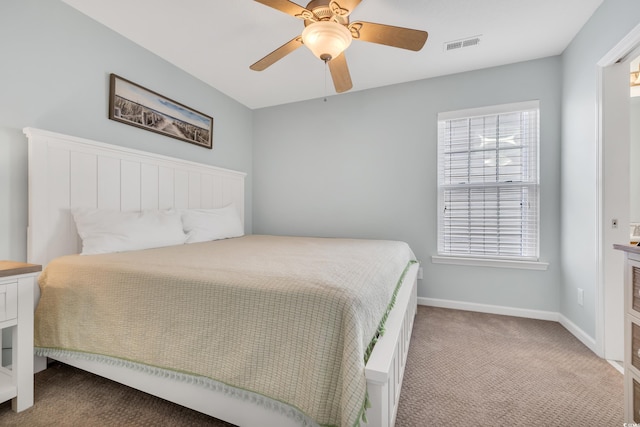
[24,127,246,267]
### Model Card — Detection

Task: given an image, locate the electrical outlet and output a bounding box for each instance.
[577,288,584,306]
[418,267,423,280]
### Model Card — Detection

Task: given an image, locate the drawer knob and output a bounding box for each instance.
[637,349,640,358]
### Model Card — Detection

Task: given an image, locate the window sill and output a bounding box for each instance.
[431,255,549,271]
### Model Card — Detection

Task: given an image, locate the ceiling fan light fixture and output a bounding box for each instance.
[301,21,352,61]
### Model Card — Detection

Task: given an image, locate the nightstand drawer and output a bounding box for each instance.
[633,322,640,373]
[634,265,640,315]
[0,282,17,323]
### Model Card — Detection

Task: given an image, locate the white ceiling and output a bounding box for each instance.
[62,0,603,109]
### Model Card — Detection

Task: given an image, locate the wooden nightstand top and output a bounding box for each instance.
[0,261,42,278]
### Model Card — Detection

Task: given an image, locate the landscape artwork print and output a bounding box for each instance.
[109,74,213,149]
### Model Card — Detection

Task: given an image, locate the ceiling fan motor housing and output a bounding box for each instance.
[304,0,350,26]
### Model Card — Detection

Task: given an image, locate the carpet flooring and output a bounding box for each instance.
[395,306,623,426]
[0,306,623,426]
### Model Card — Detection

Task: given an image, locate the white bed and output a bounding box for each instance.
[24,127,418,427]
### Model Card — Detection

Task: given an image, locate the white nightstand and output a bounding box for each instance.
[0,261,40,412]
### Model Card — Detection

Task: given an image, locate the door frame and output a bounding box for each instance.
[596,22,640,360]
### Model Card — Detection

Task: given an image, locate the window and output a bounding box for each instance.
[436,101,540,263]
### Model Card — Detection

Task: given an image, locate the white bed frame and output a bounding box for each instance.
[24,127,418,427]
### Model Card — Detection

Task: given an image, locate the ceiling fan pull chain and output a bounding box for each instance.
[324,59,328,102]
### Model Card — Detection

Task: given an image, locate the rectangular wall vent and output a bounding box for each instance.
[444,36,481,52]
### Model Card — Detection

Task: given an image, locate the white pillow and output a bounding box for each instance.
[72,208,188,255]
[182,204,244,243]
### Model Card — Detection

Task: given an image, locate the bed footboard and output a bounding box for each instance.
[364,262,419,427]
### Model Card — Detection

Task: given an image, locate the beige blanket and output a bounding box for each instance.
[35,235,415,427]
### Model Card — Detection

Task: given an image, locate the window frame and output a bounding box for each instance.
[433,101,548,270]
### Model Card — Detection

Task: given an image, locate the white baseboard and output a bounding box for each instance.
[419,297,559,321]
[558,313,598,355]
[607,359,624,375]
[419,297,598,355]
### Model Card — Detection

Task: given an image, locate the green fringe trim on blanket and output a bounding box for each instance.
[355,259,417,427]
[364,260,417,364]
[34,347,322,427]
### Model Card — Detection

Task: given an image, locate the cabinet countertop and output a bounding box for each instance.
[0,261,42,278]
[613,244,640,255]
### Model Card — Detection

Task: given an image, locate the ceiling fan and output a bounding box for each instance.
[250,0,429,94]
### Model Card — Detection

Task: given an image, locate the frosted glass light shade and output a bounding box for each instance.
[301,21,352,61]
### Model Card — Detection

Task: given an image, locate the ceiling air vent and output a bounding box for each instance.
[444,36,481,52]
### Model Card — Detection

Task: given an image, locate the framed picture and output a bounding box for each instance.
[108,73,213,149]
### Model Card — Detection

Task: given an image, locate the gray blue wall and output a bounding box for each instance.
[253,57,563,313]
[0,0,254,262]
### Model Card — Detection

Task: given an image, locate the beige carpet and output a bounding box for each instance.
[396,306,623,426]
[0,306,623,426]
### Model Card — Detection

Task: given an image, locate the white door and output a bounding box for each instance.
[601,59,630,362]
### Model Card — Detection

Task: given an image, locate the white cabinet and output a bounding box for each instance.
[0,261,40,412]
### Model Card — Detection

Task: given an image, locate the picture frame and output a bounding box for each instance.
[108,73,213,149]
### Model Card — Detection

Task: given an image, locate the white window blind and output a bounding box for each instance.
[437,101,540,261]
